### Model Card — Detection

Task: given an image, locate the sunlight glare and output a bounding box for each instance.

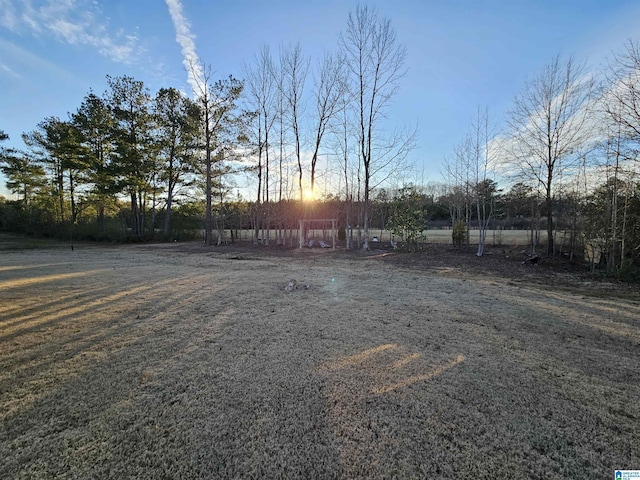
[303,188,316,202]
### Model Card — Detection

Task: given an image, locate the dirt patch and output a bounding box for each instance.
[377,244,639,298]
[0,239,638,478]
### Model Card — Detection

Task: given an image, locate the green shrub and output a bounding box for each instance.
[619,258,640,283]
[452,220,466,247]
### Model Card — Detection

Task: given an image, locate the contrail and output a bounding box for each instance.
[165,0,203,96]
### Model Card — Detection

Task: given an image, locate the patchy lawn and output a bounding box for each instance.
[1,239,638,479]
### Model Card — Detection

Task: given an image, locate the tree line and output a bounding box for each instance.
[0,73,245,243]
[1,6,414,249]
[442,41,640,278]
[0,6,639,279]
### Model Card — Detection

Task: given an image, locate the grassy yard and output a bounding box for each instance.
[0,239,638,478]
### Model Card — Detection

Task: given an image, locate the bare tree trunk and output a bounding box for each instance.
[164,194,172,237]
[205,122,213,245]
[130,191,138,236]
[57,163,65,224]
[529,196,536,255]
[545,163,554,256]
[69,171,77,224]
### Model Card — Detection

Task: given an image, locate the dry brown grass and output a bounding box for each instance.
[0,239,638,479]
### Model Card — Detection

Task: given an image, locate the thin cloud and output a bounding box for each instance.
[0,62,22,79]
[0,0,140,64]
[0,0,19,31]
[0,37,83,85]
[164,0,203,96]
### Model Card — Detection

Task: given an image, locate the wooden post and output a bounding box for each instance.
[299,220,304,248]
[332,219,336,249]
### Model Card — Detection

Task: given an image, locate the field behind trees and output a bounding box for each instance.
[1,237,638,478]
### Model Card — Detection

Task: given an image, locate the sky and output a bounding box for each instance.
[1,0,640,198]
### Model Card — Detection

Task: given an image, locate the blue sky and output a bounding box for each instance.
[1,0,640,198]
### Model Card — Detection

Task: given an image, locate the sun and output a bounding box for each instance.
[303,188,316,202]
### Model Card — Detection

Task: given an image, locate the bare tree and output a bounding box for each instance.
[243,46,276,206]
[443,119,489,250]
[598,39,640,272]
[506,54,594,256]
[274,60,289,204]
[333,92,357,248]
[604,39,640,147]
[272,59,291,244]
[243,47,278,243]
[309,52,347,195]
[339,5,414,250]
[279,43,308,201]
[469,107,497,256]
